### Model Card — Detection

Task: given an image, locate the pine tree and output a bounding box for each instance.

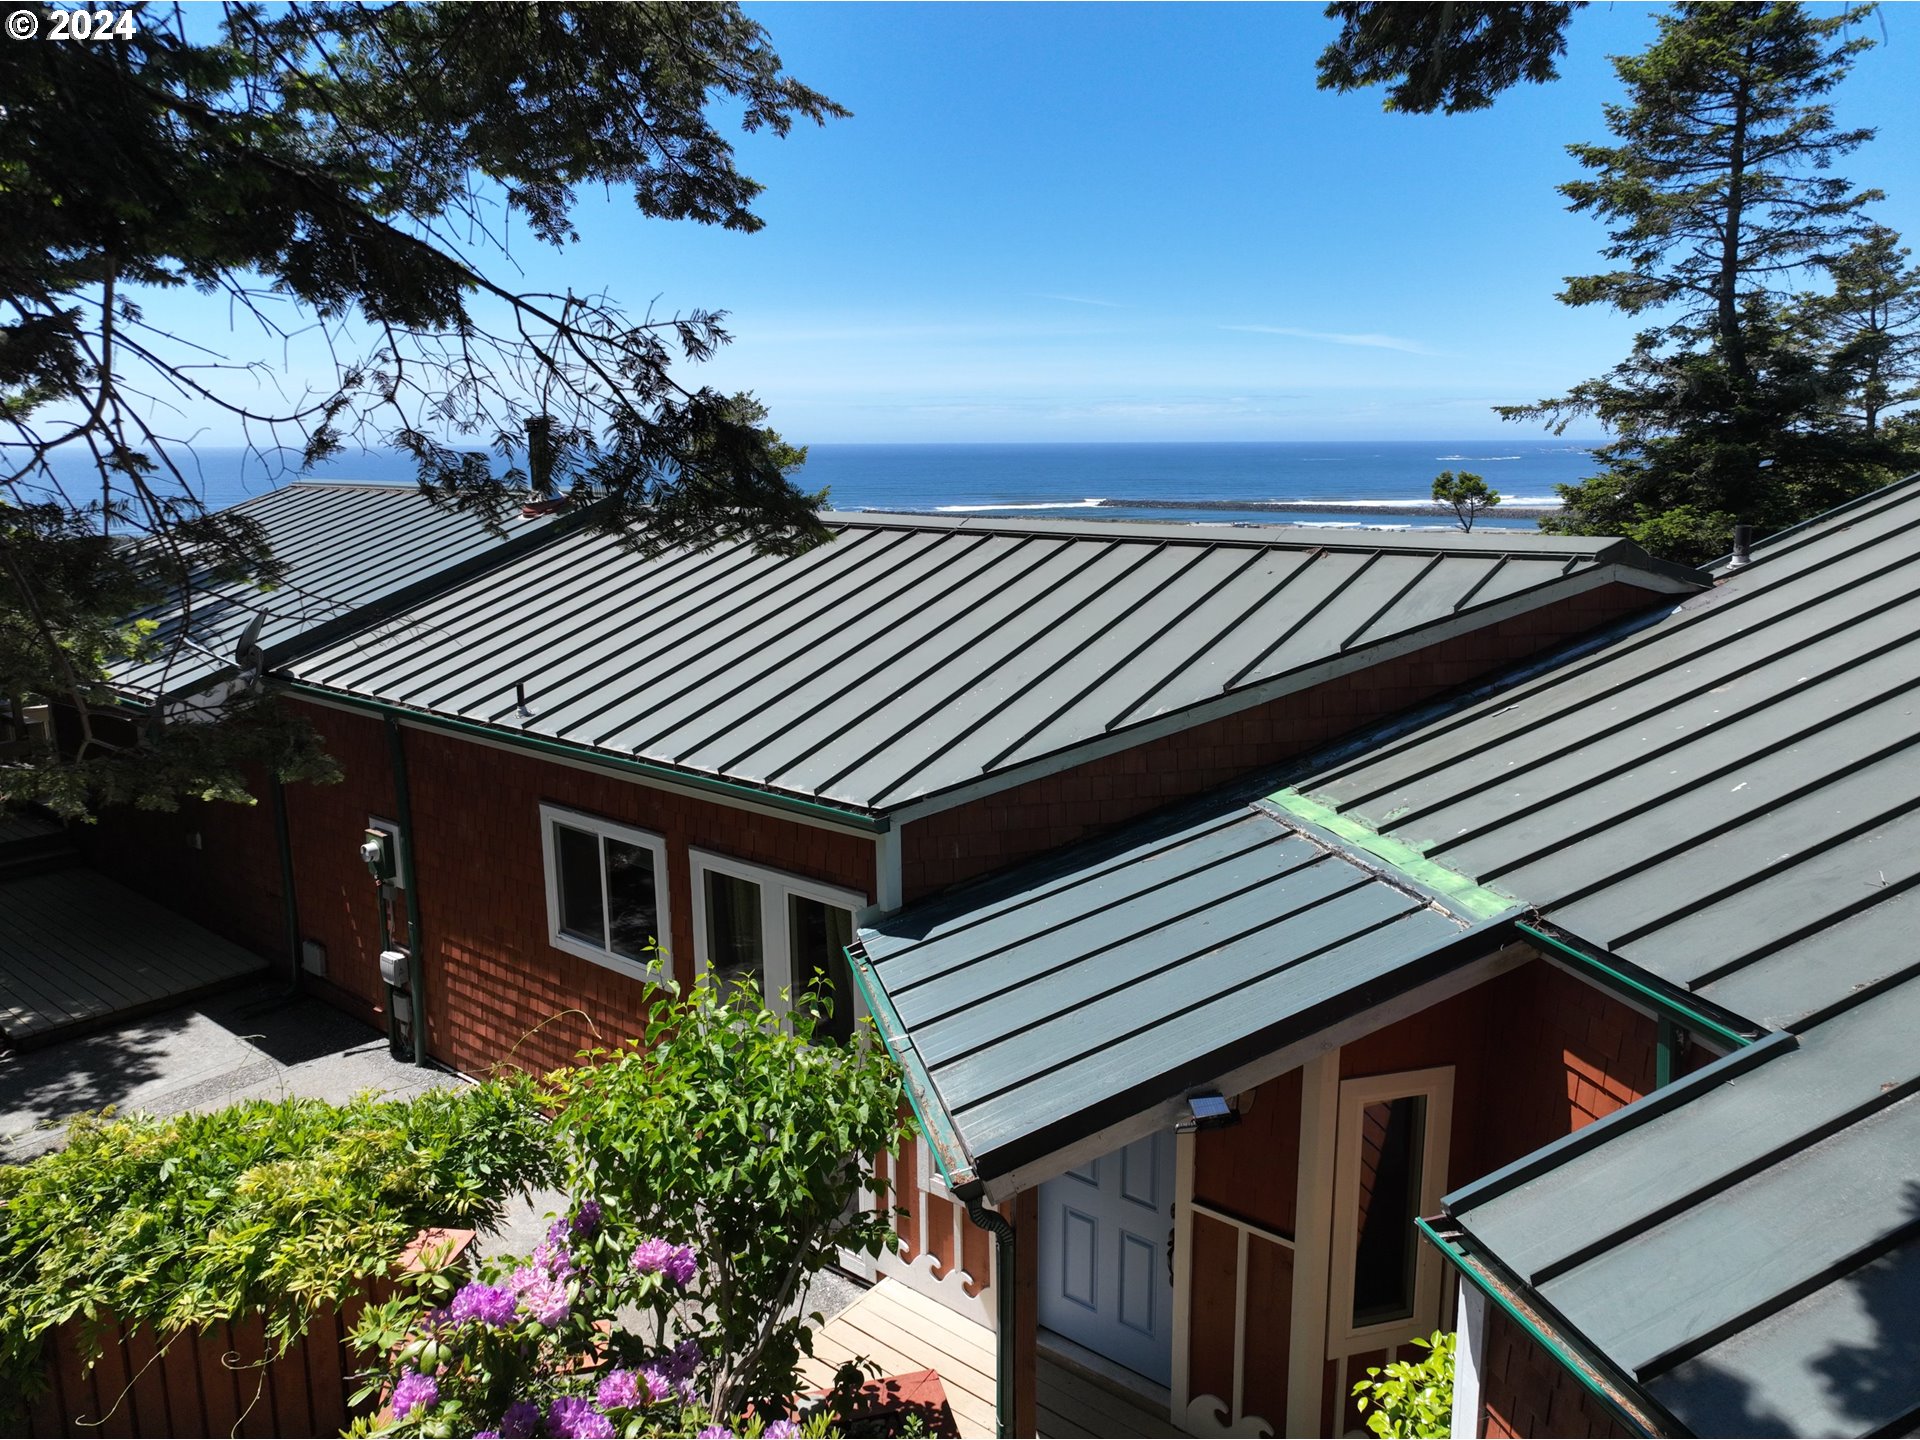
[1499,2,1912,564]
[1791,225,1920,437]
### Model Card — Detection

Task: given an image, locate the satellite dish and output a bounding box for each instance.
[233,612,266,678]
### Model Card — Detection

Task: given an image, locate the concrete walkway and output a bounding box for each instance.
[0,978,448,1163]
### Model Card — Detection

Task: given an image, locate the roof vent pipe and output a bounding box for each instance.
[1729,522,1753,570]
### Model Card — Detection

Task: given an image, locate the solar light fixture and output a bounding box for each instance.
[1176,1091,1237,1133]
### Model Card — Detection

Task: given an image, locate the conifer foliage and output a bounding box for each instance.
[1500,3,1919,563]
[1,3,843,815]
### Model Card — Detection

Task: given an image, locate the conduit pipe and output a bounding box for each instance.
[385,715,428,1067]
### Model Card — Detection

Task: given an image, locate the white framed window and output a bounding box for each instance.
[689,849,868,1042]
[1326,1065,1455,1355]
[539,803,670,983]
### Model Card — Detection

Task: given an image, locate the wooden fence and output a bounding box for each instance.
[24,1229,473,1439]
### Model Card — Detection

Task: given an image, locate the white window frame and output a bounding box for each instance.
[539,802,671,984]
[688,848,868,1031]
[1326,1065,1456,1355]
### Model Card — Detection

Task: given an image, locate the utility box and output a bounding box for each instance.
[379,948,411,990]
[360,827,397,883]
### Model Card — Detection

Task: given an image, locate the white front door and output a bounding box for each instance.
[1038,1131,1176,1385]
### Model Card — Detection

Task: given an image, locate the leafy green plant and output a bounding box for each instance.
[350,978,911,1437]
[543,977,912,1423]
[1351,1329,1454,1439]
[0,1082,552,1419]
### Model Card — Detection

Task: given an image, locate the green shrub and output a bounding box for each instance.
[349,978,913,1437]
[542,977,912,1423]
[0,1082,552,1414]
[1351,1329,1454,1438]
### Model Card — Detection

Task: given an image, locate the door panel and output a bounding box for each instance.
[1038,1132,1176,1384]
[1061,1208,1099,1311]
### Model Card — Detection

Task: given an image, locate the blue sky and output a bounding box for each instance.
[151,2,1920,445]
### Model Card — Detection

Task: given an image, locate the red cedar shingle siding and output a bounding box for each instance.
[79,578,1661,1073]
[1481,1308,1634,1440]
[76,779,286,961]
[367,715,875,1077]
[899,581,1659,900]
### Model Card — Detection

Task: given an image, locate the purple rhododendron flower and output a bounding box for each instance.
[596,1369,642,1411]
[532,1239,575,1281]
[695,1429,733,1440]
[548,1396,615,1440]
[390,1368,438,1420]
[631,1239,699,1287]
[499,1399,542,1438]
[473,1433,500,1439]
[517,1271,570,1327]
[764,1421,801,1439]
[572,1200,603,1236]
[639,1365,670,1405]
[666,1337,701,1382]
[449,1280,517,1327]
[546,1217,572,1247]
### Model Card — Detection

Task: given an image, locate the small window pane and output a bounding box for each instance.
[606,839,661,964]
[704,871,764,993]
[1352,1095,1426,1328]
[555,824,605,946]
[790,895,856,1044]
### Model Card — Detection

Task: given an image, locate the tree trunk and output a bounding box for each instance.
[1719,59,1751,385]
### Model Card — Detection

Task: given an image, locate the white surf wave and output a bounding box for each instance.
[932,498,1107,512]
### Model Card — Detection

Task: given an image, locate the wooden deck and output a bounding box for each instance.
[799,1278,1187,1439]
[0,868,269,1046]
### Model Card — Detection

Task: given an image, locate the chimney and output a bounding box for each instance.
[1728,522,1753,570]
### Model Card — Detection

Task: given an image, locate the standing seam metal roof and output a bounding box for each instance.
[1283,475,1920,1438]
[283,513,1697,815]
[854,792,1512,1191]
[110,482,576,702]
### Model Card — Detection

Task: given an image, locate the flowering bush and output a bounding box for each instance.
[352,977,910,1437]
[351,1202,744,1437]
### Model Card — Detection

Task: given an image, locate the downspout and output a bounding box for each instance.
[385,715,428,1068]
[271,776,302,997]
[964,1200,1018,1440]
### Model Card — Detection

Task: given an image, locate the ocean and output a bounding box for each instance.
[43,439,1602,533]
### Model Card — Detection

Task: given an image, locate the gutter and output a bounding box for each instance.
[845,935,1016,1438]
[1516,919,1760,1052]
[274,679,891,835]
[842,938,976,1193]
[1418,1216,1670,1438]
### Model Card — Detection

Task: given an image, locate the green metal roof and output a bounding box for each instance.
[112,482,579,702]
[1287,475,1920,1438]
[282,514,1699,816]
[853,792,1516,1194]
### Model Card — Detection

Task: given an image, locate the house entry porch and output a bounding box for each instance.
[800,1275,1189,1439]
